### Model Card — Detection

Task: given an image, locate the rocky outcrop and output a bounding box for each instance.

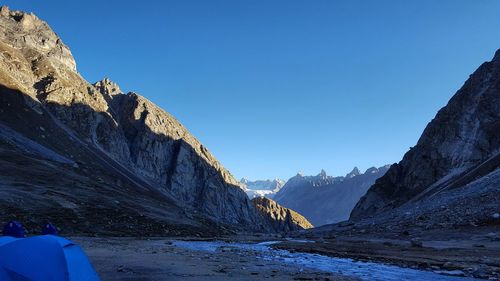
[274,167,389,226]
[251,197,313,232]
[0,6,269,233]
[351,50,500,219]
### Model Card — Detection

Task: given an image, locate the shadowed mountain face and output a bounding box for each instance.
[0,86,218,236]
[351,50,500,220]
[0,6,298,234]
[274,167,389,226]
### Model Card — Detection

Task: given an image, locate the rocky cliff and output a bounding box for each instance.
[251,197,313,232]
[274,167,389,226]
[351,50,500,219]
[0,6,278,234]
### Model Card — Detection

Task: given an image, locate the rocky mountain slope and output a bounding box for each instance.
[274,167,389,226]
[0,6,308,234]
[240,178,285,199]
[251,197,313,232]
[287,52,500,281]
[351,50,500,220]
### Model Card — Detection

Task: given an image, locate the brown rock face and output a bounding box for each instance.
[0,6,266,233]
[351,50,500,220]
[251,197,313,232]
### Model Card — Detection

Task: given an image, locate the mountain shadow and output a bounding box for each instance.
[0,84,266,236]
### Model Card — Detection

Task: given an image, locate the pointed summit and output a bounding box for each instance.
[319,169,327,177]
[93,78,122,97]
[346,167,361,178]
[0,6,10,17]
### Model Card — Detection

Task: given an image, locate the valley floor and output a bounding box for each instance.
[73,231,498,281]
[74,236,355,281]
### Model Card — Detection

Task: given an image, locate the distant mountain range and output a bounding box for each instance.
[240,178,286,199]
[274,166,390,226]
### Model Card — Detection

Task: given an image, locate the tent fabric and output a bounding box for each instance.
[0,266,32,281]
[0,236,18,247]
[2,221,26,238]
[0,235,100,281]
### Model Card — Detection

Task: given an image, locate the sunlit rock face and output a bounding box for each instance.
[0,6,265,230]
[351,50,500,220]
[251,197,313,232]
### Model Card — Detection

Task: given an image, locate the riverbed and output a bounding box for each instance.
[172,240,480,281]
[75,236,354,280]
[75,237,482,281]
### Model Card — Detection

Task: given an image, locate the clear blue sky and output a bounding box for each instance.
[4,0,500,180]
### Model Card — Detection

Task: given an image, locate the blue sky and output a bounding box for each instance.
[4,0,500,180]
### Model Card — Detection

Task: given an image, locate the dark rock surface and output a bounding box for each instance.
[351,50,500,220]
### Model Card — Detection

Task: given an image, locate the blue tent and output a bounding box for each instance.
[2,221,26,238]
[0,235,100,281]
[42,222,59,236]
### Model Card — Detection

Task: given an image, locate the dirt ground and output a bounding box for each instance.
[73,237,356,281]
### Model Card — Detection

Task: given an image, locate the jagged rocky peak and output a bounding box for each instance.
[251,197,313,232]
[282,169,341,189]
[286,172,305,183]
[240,178,285,190]
[345,167,361,178]
[0,5,8,15]
[0,6,76,72]
[274,165,390,225]
[351,49,500,219]
[318,169,328,178]
[94,78,123,97]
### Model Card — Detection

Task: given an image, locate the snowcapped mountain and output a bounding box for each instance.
[274,166,390,226]
[240,178,286,199]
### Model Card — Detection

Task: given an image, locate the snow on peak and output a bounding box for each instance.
[346,167,361,178]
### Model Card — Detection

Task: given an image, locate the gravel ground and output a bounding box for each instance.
[73,237,357,281]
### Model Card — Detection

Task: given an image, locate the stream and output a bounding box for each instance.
[172,240,479,281]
